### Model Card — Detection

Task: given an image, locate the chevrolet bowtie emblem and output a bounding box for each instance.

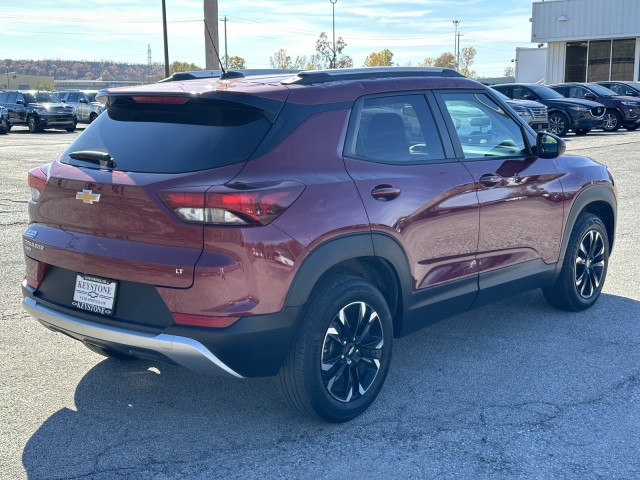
[76,189,101,204]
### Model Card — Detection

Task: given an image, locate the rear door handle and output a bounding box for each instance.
[371,184,401,201]
[479,174,503,188]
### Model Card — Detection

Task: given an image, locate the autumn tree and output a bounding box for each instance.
[420,52,455,69]
[315,32,353,69]
[503,65,515,77]
[269,49,294,69]
[458,46,477,78]
[169,61,202,74]
[226,56,246,70]
[363,49,395,67]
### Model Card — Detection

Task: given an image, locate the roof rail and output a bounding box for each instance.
[282,67,464,85]
[158,69,301,83]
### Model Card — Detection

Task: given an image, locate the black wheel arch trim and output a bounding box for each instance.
[554,184,616,279]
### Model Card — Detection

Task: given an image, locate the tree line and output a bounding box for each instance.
[1,32,479,83]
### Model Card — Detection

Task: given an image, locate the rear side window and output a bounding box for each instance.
[346,94,445,163]
[61,97,275,173]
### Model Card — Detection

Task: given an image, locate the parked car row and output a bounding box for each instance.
[0,89,105,134]
[492,81,640,136]
[0,90,76,133]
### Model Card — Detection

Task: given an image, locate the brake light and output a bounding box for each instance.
[28,165,49,202]
[131,96,188,104]
[160,182,304,226]
[172,312,239,328]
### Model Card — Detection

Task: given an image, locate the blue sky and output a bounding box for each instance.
[0,0,538,77]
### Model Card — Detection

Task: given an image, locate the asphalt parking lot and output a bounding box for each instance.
[1,125,639,479]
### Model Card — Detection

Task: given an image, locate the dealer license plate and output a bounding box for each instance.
[72,274,118,316]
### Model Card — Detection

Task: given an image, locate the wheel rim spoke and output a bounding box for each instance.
[321,301,384,403]
[574,229,606,299]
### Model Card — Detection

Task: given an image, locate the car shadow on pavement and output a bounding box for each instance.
[22,291,640,479]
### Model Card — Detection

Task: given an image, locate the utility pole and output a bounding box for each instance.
[330,0,337,69]
[204,0,220,69]
[222,16,228,69]
[452,20,460,71]
[457,31,462,72]
[162,0,170,77]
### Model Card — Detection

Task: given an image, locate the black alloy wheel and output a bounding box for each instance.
[278,275,393,422]
[543,213,609,311]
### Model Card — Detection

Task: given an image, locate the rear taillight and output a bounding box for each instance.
[24,256,48,290]
[160,182,304,226]
[28,165,49,203]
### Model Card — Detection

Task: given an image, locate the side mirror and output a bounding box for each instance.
[584,92,596,100]
[79,98,88,104]
[523,94,535,101]
[16,99,24,105]
[537,131,566,159]
[626,90,638,97]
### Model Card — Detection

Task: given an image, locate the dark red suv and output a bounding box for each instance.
[22,68,617,422]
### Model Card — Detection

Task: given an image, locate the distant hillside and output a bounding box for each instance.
[0,59,166,81]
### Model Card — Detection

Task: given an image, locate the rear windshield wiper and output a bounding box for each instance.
[68,150,117,169]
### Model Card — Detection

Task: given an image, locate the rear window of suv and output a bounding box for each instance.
[61,97,276,173]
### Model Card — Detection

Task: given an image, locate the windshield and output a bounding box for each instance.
[24,92,62,103]
[531,86,564,100]
[587,83,618,97]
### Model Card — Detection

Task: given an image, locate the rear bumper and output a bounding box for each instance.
[23,282,301,378]
[23,295,244,377]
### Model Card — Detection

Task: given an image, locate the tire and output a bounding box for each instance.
[66,122,76,133]
[543,213,609,311]
[0,119,7,134]
[603,110,621,132]
[84,342,139,361]
[89,112,98,123]
[278,275,393,422]
[548,112,569,137]
[27,115,40,133]
[574,128,590,136]
[625,125,638,131]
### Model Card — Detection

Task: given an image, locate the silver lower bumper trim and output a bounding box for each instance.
[23,297,243,378]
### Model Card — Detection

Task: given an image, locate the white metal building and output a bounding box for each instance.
[531,0,640,84]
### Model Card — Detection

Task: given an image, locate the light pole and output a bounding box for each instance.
[452,20,460,71]
[330,0,337,69]
[6,71,15,89]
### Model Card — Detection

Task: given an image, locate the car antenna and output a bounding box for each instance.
[204,20,244,80]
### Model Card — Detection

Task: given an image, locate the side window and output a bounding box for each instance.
[8,93,19,104]
[607,84,622,95]
[440,92,528,160]
[511,87,529,100]
[347,94,445,163]
[67,92,80,103]
[0,92,7,102]
[569,87,587,98]
[552,86,566,96]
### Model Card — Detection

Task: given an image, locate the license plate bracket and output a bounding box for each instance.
[72,274,118,316]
